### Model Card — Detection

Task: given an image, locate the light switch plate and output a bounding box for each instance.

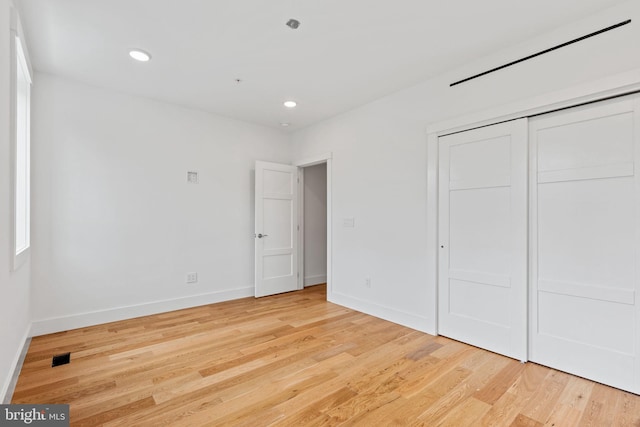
[343,217,355,228]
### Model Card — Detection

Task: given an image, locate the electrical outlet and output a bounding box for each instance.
[365,277,371,288]
[186,272,198,284]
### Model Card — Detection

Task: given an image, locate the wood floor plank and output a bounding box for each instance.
[613,391,640,426]
[510,413,544,427]
[477,363,550,427]
[478,391,521,427]
[436,396,492,427]
[11,284,640,426]
[474,360,526,405]
[557,376,595,412]
[578,382,623,427]
[413,352,510,424]
[519,369,571,423]
[542,403,582,427]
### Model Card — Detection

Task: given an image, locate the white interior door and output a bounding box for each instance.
[438,119,527,360]
[529,96,640,394]
[255,161,299,297]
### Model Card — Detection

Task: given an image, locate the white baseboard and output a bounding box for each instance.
[30,287,255,337]
[328,291,434,335]
[1,328,31,404]
[304,275,327,287]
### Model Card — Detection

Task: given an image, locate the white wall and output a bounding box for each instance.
[303,163,326,286]
[292,0,640,333]
[30,74,291,334]
[0,0,31,402]
[16,0,640,346]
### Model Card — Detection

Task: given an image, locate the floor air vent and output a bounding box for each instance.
[51,352,71,367]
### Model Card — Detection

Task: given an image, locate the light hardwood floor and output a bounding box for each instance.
[12,285,640,426]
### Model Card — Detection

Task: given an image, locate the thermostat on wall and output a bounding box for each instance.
[187,171,199,184]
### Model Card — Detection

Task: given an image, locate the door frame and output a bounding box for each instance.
[254,161,300,298]
[295,152,333,299]
[426,68,640,337]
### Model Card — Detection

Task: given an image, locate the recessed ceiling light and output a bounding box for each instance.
[284,101,297,108]
[129,49,151,62]
[280,122,290,127]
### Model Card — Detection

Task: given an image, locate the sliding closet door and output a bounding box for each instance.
[438,119,527,360]
[529,96,640,394]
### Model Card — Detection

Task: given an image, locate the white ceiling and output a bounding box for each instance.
[16,0,629,131]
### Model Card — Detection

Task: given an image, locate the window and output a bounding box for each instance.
[12,35,31,269]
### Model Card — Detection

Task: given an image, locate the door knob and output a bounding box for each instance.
[257,233,268,238]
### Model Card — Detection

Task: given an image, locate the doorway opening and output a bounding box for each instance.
[254,154,332,299]
[299,163,327,290]
[296,153,332,300]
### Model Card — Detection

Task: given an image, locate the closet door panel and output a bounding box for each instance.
[438,119,527,361]
[530,96,640,394]
[449,187,511,276]
[538,178,635,288]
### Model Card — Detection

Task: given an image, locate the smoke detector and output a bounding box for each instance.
[286,19,300,29]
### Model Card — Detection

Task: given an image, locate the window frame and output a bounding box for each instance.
[10,10,32,271]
